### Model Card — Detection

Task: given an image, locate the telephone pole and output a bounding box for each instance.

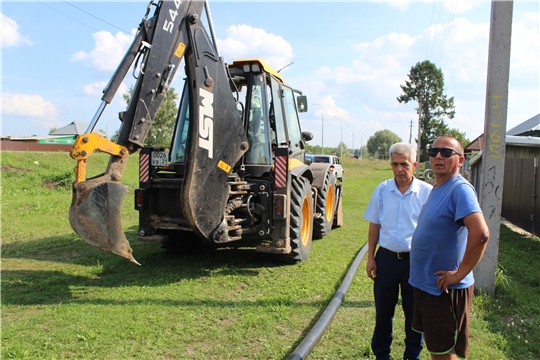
[475,0,513,296]
[416,96,422,177]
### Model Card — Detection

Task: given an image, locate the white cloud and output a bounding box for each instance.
[309,17,495,142]
[2,93,58,119]
[82,81,129,110]
[522,11,539,22]
[443,0,481,14]
[314,32,419,111]
[426,17,489,82]
[317,95,351,119]
[83,81,108,97]
[510,20,540,81]
[217,24,294,70]
[71,30,134,71]
[1,13,32,48]
[380,0,411,12]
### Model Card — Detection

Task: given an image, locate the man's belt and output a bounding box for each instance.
[378,246,409,259]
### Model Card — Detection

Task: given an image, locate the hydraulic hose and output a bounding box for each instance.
[288,243,369,360]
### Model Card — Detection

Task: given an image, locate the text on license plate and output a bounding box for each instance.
[151,151,169,166]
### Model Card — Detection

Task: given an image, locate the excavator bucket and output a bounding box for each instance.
[69,179,140,265]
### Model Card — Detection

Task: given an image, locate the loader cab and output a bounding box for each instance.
[169,59,309,177]
[228,59,309,176]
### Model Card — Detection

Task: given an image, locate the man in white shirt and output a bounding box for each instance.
[363,142,432,360]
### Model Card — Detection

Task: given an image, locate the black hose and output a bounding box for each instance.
[288,243,369,360]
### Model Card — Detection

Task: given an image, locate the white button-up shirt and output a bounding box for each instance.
[363,178,432,253]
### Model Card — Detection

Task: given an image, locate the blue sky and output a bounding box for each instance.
[2,1,539,151]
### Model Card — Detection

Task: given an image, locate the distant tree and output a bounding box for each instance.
[446,128,470,148]
[366,129,402,158]
[48,127,59,135]
[397,60,455,161]
[304,143,333,155]
[304,143,318,154]
[336,141,349,158]
[110,129,120,143]
[359,145,368,159]
[117,85,179,148]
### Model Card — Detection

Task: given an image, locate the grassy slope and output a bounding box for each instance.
[1,151,538,359]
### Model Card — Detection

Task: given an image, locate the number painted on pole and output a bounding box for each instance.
[199,88,214,159]
[488,95,503,159]
[162,1,182,33]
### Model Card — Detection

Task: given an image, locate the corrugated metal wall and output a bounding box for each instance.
[502,158,538,236]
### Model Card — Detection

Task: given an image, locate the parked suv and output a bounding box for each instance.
[313,155,344,181]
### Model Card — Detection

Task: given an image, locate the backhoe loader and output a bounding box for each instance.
[69,0,343,265]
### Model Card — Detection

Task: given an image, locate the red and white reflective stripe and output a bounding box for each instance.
[140,153,149,183]
[275,155,287,188]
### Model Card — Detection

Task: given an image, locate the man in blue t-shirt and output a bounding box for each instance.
[409,136,490,360]
[364,142,432,360]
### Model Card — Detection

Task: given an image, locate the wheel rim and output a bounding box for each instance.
[325,183,335,223]
[300,196,311,247]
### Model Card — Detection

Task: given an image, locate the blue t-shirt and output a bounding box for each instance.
[409,174,482,295]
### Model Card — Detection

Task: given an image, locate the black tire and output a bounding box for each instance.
[282,176,314,263]
[313,170,337,239]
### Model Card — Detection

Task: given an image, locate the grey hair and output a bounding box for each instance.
[389,142,416,163]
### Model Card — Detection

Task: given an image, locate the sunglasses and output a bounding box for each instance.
[428,147,462,158]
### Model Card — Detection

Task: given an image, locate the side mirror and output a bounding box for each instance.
[301,131,313,142]
[297,95,308,113]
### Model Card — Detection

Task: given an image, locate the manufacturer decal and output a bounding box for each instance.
[199,88,214,158]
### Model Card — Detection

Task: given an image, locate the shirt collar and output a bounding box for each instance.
[390,177,418,195]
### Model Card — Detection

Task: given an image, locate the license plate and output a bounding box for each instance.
[151,151,169,166]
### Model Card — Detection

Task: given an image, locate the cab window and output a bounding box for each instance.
[281,86,302,151]
[270,77,287,147]
[244,75,271,165]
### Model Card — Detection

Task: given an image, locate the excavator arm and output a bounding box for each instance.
[69,0,247,264]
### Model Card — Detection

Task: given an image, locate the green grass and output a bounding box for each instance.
[1,152,539,359]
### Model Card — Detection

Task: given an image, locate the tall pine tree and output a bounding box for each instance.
[397,60,455,162]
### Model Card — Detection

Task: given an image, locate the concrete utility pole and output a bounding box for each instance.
[314,103,324,154]
[348,125,358,157]
[360,133,363,159]
[340,120,342,157]
[476,0,513,296]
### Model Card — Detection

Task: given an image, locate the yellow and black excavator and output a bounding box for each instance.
[69,0,343,265]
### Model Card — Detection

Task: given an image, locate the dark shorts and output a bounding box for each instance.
[412,286,473,359]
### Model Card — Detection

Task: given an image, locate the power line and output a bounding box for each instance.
[63,1,130,35]
[446,116,482,134]
[424,1,436,60]
[38,1,100,32]
[428,2,444,61]
[436,1,458,66]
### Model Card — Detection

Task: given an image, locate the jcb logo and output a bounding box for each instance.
[199,88,214,158]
